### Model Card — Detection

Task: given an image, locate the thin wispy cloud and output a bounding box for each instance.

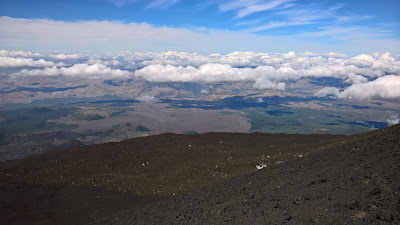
[301,25,395,40]
[276,4,342,21]
[244,4,342,32]
[0,16,326,54]
[245,20,313,33]
[220,0,293,18]
[235,19,262,26]
[0,16,398,55]
[237,0,294,18]
[106,0,179,9]
[0,0,399,55]
[107,0,137,7]
[335,15,373,24]
[146,0,180,9]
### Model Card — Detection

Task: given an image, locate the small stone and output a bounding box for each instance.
[351,211,367,219]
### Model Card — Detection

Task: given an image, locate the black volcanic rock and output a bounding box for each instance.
[109,125,400,224]
[0,125,399,224]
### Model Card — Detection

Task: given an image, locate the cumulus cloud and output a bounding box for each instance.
[344,59,373,68]
[315,75,400,100]
[50,53,82,59]
[0,50,42,58]
[345,73,369,84]
[283,51,296,58]
[303,51,347,58]
[314,87,341,98]
[200,89,209,94]
[87,59,121,66]
[11,63,132,79]
[0,57,63,67]
[131,51,400,89]
[326,52,348,58]
[134,63,289,91]
[387,115,399,126]
[254,77,286,91]
[4,50,400,98]
[123,51,400,82]
[135,63,256,82]
[136,95,156,102]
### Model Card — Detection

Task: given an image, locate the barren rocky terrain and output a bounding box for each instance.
[0,125,399,224]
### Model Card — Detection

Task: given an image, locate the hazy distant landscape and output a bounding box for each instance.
[0,50,399,160]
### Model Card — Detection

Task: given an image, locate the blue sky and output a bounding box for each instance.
[0,0,399,54]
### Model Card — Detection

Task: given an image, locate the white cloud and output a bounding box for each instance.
[245,4,343,32]
[344,59,372,68]
[345,73,369,84]
[136,95,156,102]
[326,52,348,58]
[146,0,180,9]
[1,17,398,55]
[124,51,400,82]
[283,51,296,58]
[220,0,293,18]
[134,63,263,82]
[200,89,209,94]
[245,20,313,33]
[106,0,137,7]
[303,51,347,58]
[11,63,132,79]
[0,50,42,58]
[257,97,263,103]
[254,77,286,91]
[237,0,293,18]
[314,87,341,98]
[300,25,395,41]
[336,15,373,24]
[0,17,326,54]
[220,0,259,12]
[50,54,82,59]
[352,54,375,62]
[4,50,400,99]
[134,63,290,91]
[387,114,399,126]
[87,59,121,66]
[0,57,63,67]
[315,75,400,100]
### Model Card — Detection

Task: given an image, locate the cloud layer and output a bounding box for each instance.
[1,50,400,98]
[1,17,399,55]
[0,57,63,67]
[315,75,400,100]
[12,63,132,79]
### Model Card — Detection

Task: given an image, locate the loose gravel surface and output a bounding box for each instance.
[1,125,399,224]
[108,125,400,224]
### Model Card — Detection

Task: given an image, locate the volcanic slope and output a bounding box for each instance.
[108,124,400,225]
[0,132,343,224]
[0,125,398,224]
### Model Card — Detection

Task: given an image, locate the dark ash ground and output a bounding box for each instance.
[1,125,399,224]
